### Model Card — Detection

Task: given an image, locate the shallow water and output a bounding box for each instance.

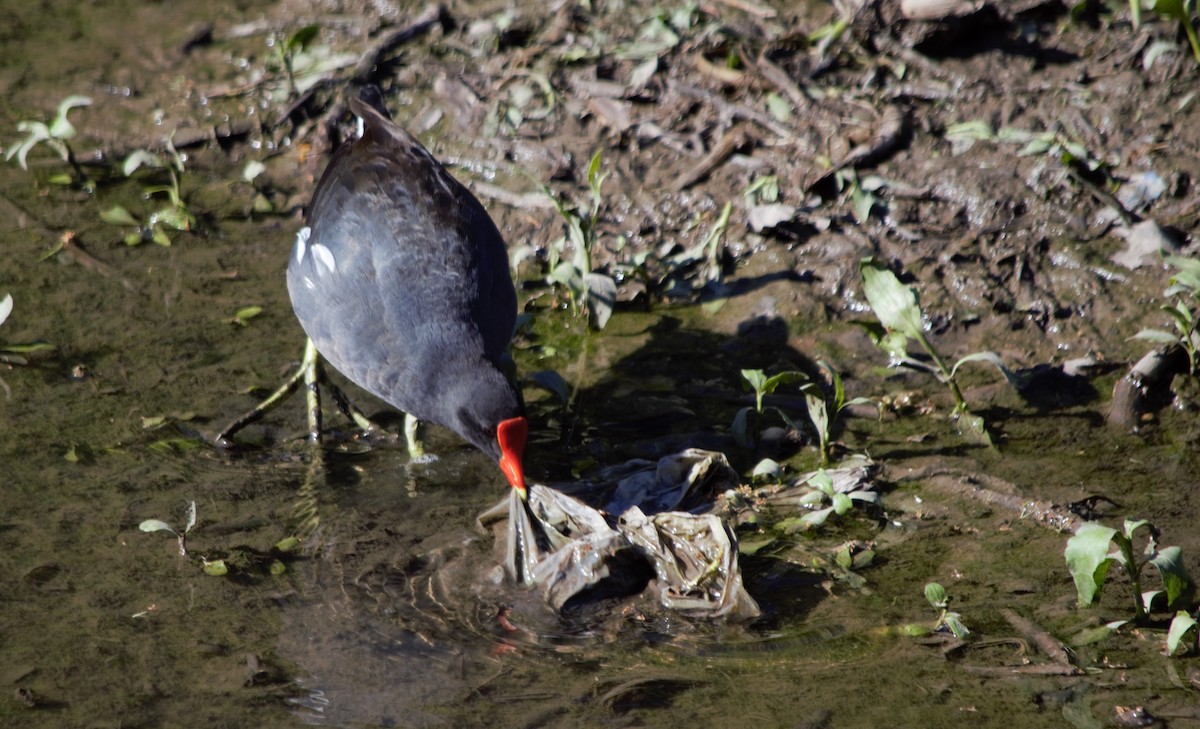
[4,1,1200,727]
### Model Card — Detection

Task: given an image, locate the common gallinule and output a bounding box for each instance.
[286,87,527,495]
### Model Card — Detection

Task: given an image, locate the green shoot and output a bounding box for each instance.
[139,500,199,557]
[6,95,92,186]
[139,501,229,575]
[1065,518,1194,624]
[925,582,971,638]
[101,145,195,246]
[732,368,808,448]
[859,258,1022,444]
[1133,255,1200,375]
[801,361,875,466]
[544,149,617,330]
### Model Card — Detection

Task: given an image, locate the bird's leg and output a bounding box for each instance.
[214,338,386,446]
[325,379,382,435]
[404,412,429,461]
[212,347,309,445]
[302,338,323,443]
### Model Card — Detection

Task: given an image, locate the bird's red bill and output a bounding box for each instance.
[497,416,528,495]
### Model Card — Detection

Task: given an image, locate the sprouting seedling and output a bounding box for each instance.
[6,95,92,186]
[140,500,199,557]
[858,258,1023,445]
[800,361,875,467]
[1065,518,1193,625]
[1133,255,1200,376]
[543,150,617,330]
[100,145,195,246]
[794,468,880,530]
[732,368,808,449]
[140,501,229,575]
[923,582,971,639]
[663,201,733,288]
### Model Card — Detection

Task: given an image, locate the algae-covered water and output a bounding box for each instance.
[4,0,1200,727]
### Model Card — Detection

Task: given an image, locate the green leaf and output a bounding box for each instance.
[831,492,853,515]
[741,369,768,394]
[1123,518,1152,541]
[48,95,91,139]
[100,205,139,226]
[1149,546,1194,608]
[202,559,229,577]
[184,500,197,533]
[233,305,263,325]
[274,536,301,552]
[1133,328,1183,344]
[762,370,809,395]
[586,149,604,194]
[1065,523,1119,606]
[860,259,925,341]
[942,612,971,639]
[154,206,193,231]
[800,507,835,528]
[950,351,1025,389]
[924,582,947,608]
[122,149,164,176]
[286,24,321,52]
[139,519,176,535]
[806,469,834,495]
[738,535,776,556]
[751,458,781,481]
[1167,611,1199,656]
[151,227,172,247]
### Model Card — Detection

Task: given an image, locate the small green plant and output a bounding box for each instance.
[732,368,808,448]
[140,501,228,575]
[921,582,971,638]
[801,361,875,467]
[790,468,880,530]
[858,258,1022,444]
[1065,518,1194,624]
[1133,255,1200,376]
[100,146,195,246]
[273,24,320,98]
[542,150,617,330]
[6,95,92,187]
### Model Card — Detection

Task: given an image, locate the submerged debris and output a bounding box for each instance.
[480,449,760,620]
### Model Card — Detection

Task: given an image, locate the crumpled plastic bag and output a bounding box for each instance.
[478,449,760,620]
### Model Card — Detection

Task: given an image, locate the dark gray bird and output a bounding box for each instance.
[287,87,527,493]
